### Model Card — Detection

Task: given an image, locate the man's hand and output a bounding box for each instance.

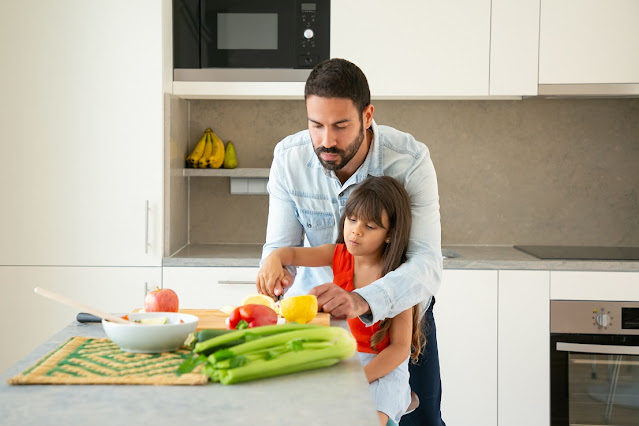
[256,267,293,298]
[308,283,370,319]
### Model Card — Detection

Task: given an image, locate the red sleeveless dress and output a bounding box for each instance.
[332,244,390,353]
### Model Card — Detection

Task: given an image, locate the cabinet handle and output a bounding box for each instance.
[218,280,255,285]
[144,200,150,254]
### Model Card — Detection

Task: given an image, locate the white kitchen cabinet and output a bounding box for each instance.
[0,266,160,373]
[174,1,493,99]
[436,269,498,426]
[498,270,550,426]
[489,0,540,95]
[162,267,259,309]
[550,271,639,301]
[0,0,170,267]
[539,0,639,86]
[324,1,492,98]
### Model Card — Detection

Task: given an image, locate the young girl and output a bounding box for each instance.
[258,176,425,426]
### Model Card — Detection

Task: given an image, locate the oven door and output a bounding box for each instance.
[551,334,639,426]
[201,0,297,68]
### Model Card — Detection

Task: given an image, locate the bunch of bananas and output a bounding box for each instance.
[186,128,238,169]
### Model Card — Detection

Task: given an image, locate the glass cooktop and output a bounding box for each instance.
[514,245,639,260]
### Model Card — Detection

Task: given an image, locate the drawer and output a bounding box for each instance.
[550,271,639,301]
[162,267,258,309]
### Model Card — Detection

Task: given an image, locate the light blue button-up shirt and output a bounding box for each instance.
[262,120,442,325]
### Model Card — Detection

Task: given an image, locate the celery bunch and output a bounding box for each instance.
[179,323,356,385]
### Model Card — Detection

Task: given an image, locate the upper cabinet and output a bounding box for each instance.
[174,0,639,99]
[490,0,540,96]
[539,0,639,94]
[0,0,170,267]
[331,0,491,98]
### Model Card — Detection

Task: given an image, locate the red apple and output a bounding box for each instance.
[144,287,179,312]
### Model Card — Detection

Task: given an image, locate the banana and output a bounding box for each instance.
[207,131,225,169]
[197,131,214,168]
[186,129,210,167]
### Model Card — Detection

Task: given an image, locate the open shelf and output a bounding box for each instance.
[183,168,270,178]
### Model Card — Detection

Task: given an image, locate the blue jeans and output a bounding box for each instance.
[400,298,446,426]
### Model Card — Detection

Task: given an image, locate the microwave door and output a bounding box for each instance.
[201,0,295,68]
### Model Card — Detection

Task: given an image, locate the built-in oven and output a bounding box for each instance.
[173,0,330,82]
[551,301,639,426]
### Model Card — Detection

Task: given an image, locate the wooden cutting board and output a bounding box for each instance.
[175,309,331,330]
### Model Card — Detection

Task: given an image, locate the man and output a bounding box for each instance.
[259,58,444,426]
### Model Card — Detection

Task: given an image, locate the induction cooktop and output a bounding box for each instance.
[514,245,639,260]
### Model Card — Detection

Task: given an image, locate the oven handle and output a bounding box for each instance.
[556,342,639,355]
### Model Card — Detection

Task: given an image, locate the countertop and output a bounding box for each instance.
[0,321,378,426]
[164,244,639,272]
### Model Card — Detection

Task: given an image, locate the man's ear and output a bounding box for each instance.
[363,104,374,129]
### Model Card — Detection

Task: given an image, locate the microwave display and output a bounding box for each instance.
[217,13,278,50]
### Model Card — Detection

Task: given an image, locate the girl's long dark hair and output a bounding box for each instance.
[336,176,425,362]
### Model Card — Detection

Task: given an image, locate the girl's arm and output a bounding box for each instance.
[257,244,335,296]
[363,307,413,383]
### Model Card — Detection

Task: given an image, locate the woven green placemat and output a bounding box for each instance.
[7,336,208,385]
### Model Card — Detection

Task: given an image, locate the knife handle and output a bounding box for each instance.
[76,312,102,323]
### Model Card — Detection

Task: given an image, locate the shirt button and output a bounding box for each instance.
[307,223,312,228]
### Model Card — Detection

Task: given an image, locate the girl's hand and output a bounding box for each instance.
[256,253,290,298]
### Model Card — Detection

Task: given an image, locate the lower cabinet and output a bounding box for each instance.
[498,270,550,426]
[162,267,258,309]
[0,266,160,373]
[436,269,498,426]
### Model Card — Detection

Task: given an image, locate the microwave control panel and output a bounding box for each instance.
[296,0,329,68]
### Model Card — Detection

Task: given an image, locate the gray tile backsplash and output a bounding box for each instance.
[176,98,639,249]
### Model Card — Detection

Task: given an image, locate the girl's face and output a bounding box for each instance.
[343,210,390,258]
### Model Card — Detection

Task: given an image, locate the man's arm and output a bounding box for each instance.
[354,149,442,324]
[260,144,305,296]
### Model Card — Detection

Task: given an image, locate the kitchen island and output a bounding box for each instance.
[0,321,379,426]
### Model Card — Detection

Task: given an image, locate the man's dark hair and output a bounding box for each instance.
[304,58,371,116]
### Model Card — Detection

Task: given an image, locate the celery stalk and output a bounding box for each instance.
[210,326,348,363]
[216,356,341,385]
[209,326,356,385]
[194,322,320,354]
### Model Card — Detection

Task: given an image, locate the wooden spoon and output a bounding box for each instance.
[34,287,134,325]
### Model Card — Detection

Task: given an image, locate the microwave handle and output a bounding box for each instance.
[556,342,639,356]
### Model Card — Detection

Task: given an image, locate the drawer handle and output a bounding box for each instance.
[218,280,255,285]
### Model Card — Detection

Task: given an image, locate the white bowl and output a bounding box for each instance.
[102,312,198,353]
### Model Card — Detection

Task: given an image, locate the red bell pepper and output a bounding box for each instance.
[228,304,278,329]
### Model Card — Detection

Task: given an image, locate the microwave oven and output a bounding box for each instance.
[173,0,330,82]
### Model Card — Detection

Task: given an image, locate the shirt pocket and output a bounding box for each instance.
[297,210,336,247]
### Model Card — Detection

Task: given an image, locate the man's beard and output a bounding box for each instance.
[314,124,365,171]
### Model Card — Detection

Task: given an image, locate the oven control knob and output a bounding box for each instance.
[595,313,610,327]
[303,29,314,39]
